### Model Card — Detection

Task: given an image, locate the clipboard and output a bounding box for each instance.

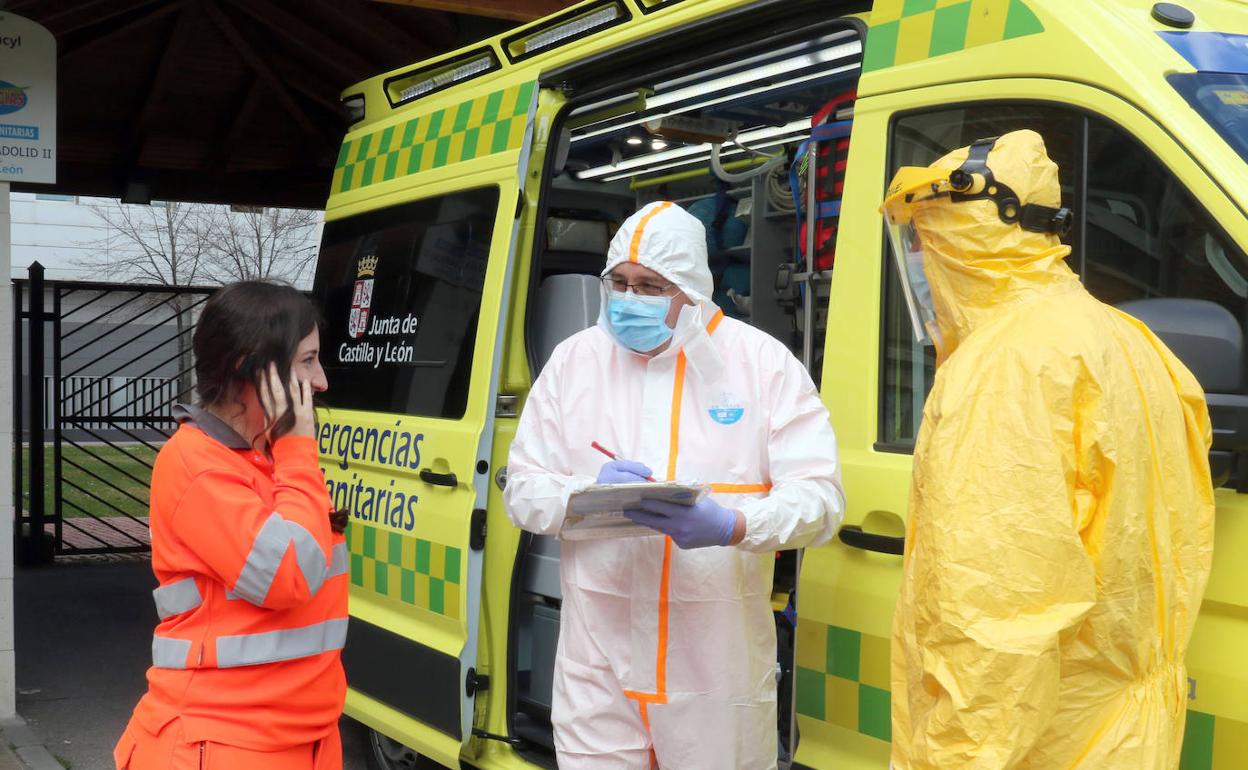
[561,482,708,540]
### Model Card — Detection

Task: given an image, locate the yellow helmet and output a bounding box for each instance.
[880,165,956,226]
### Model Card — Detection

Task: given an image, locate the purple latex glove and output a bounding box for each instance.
[596,460,653,485]
[625,496,739,549]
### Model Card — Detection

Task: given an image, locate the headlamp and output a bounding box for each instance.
[947,137,1074,236]
[880,136,1074,237]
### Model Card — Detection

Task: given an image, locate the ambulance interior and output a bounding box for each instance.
[509,14,866,766]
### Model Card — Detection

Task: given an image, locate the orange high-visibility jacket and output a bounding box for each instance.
[130,406,348,751]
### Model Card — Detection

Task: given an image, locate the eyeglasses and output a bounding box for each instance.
[601,273,676,297]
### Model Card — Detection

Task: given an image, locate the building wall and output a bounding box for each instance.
[9,193,110,281]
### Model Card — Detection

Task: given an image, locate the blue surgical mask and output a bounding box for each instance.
[607,291,674,353]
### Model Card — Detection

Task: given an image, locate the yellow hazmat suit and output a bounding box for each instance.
[886,130,1216,768]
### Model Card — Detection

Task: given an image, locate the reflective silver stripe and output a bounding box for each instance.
[216,618,349,668]
[152,636,192,669]
[328,543,348,578]
[229,512,331,605]
[152,577,202,620]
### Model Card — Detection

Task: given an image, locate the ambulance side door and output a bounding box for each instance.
[313,75,540,765]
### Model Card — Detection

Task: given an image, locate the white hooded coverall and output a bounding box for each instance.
[504,201,845,769]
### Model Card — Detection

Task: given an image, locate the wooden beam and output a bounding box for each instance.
[366,3,456,52]
[114,23,173,178]
[19,162,333,208]
[269,55,348,114]
[2,0,44,13]
[208,78,264,173]
[59,0,184,63]
[223,0,375,83]
[42,0,166,35]
[201,0,326,144]
[312,1,430,68]
[368,0,570,24]
[113,1,202,195]
[132,3,194,133]
[350,0,447,61]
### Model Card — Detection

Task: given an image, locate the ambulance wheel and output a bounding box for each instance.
[366,728,426,770]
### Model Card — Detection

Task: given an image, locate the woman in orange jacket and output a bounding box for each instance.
[115,281,349,770]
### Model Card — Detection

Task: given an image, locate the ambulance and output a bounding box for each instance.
[308,1,1248,767]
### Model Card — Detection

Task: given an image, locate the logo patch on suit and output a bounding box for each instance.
[708,392,745,425]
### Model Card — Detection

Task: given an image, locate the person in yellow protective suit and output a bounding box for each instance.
[881,129,1215,769]
[504,201,845,769]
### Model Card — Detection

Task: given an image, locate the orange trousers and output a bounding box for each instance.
[114,718,342,770]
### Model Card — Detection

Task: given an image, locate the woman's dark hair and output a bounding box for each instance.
[193,281,320,441]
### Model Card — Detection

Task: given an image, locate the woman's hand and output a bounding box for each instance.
[259,363,316,439]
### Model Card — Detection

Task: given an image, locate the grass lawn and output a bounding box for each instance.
[20,443,158,520]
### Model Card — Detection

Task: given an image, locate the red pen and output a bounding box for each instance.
[591,441,657,482]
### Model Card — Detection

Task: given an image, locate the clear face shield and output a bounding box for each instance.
[884,216,939,347]
[881,167,945,347]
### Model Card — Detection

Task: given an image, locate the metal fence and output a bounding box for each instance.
[37,375,179,432]
[14,265,216,559]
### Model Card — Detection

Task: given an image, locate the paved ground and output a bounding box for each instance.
[44,517,150,554]
[15,558,370,770]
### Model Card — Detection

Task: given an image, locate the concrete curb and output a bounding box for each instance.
[0,716,63,770]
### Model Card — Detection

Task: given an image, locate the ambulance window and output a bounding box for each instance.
[1081,117,1248,333]
[311,187,499,419]
[880,105,1080,449]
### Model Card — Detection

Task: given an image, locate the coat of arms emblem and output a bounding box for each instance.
[349,254,378,340]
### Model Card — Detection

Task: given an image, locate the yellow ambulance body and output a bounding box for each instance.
[309,1,1248,767]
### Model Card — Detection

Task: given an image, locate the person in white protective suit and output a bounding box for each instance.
[504,200,846,769]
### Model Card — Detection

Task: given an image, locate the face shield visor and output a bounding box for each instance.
[881,166,947,346]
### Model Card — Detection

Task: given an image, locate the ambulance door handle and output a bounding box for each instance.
[838,525,904,556]
[419,468,458,488]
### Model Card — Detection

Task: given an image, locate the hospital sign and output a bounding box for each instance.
[0,12,55,184]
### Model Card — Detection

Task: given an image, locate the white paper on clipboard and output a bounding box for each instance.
[560,482,709,540]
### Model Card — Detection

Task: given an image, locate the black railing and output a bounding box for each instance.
[14,265,217,560]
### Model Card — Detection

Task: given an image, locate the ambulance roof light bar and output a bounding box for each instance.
[504,1,631,63]
[384,49,500,108]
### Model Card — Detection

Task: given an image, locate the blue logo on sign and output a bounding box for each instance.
[708,392,745,425]
[0,82,28,116]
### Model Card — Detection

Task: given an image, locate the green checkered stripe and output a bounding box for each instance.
[795,622,891,742]
[346,523,462,619]
[791,622,1248,764]
[332,79,537,193]
[863,0,1044,73]
[1181,709,1248,770]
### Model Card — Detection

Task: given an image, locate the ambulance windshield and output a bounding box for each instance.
[1168,72,1248,164]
